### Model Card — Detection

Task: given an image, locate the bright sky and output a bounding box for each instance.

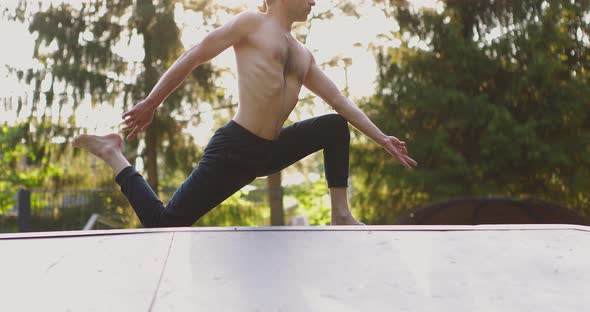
[0,0,442,147]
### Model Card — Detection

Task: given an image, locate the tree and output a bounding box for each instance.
[353,0,590,223]
[2,0,372,226]
[0,123,65,212]
[3,0,222,194]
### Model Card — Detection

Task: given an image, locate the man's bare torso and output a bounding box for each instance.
[232,13,312,140]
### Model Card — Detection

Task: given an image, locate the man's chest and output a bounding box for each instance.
[250,31,311,82]
[281,42,309,83]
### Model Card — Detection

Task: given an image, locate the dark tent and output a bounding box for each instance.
[397,197,590,225]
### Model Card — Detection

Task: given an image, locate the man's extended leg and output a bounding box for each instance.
[73,132,255,227]
[259,114,363,225]
[72,133,171,226]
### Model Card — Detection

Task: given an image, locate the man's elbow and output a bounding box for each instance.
[183,44,208,69]
[328,95,350,111]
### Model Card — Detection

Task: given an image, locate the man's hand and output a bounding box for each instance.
[381,136,418,169]
[122,100,156,140]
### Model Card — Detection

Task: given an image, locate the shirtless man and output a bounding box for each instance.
[73,0,417,227]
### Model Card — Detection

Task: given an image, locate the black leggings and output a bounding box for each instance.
[115,113,350,227]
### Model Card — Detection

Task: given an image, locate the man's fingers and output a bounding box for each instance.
[122,117,133,127]
[391,140,408,156]
[404,155,418,166]
[398,157,411,169]
[127,127,140,140]
[386,145,417,169]
[398,153,415,166]
[405,155,417,165]
[388,148,408,168]
[383,138,417,168]
[122,120,137,131]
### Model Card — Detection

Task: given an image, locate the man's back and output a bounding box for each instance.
[231,12,313,140]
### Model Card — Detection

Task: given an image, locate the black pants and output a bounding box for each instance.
[115,113,350,227]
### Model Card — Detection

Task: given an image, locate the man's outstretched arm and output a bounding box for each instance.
[122,11,259,140]
[303,54,418,169]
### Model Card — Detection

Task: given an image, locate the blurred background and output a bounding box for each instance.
[1,0,589,232]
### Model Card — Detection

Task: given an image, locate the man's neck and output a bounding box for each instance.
[265,7,294,32]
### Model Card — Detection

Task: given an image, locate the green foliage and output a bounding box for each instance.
[158,178,270,227]
[354,0,590,223]
[3,0,225,193]
[194,189,271,227]
[0,124,64,212]
[285,179,332,225]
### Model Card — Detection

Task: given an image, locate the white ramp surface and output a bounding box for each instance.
[0,225,588,312]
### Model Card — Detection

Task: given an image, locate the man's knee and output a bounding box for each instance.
[326,114,350,141]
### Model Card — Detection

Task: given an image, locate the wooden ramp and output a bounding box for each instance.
[1,225,588,311]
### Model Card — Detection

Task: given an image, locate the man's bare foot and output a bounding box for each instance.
[73,134,122,158]
[331,214,365,226]
[72,134,130,174]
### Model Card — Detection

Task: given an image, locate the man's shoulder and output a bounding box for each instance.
[300,45,315,60]
[233,10,265,26]
[223,10,265,43]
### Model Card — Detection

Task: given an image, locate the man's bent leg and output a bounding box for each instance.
[259,114,363,225]
[329,187,364,225]
[163,161,256,226]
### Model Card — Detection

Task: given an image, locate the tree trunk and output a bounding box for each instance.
[145,124,159,193]
[142,48,160,193]
[268,172,284,226]
[139,1,159,193]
